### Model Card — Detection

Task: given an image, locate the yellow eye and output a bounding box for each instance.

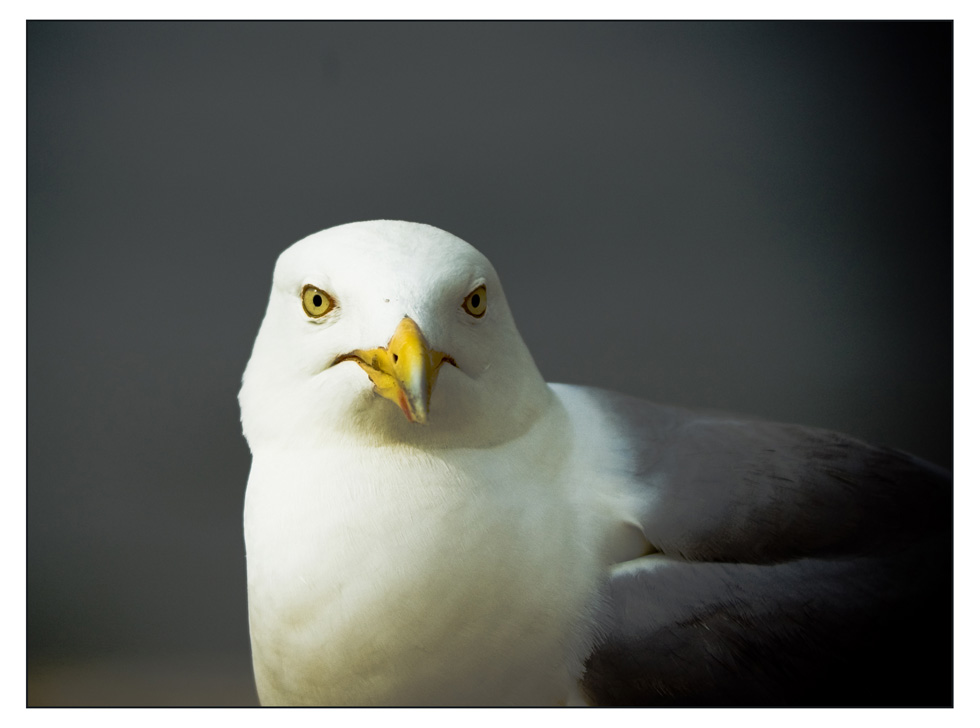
[302,285,335,318]
[462,285,487,318]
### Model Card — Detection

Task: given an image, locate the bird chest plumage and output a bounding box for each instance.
[243,440,607,706]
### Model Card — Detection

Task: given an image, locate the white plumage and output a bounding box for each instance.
[240,221,951,706]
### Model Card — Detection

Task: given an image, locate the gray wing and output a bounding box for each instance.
[576,387,952,706]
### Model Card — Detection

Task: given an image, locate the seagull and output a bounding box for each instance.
[239,220,951,706]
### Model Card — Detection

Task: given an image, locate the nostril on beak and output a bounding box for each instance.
[393,354,399,363]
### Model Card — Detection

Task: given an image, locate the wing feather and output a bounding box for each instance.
[568,387,951,706]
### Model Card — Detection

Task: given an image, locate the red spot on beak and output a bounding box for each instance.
[397,390,414,422]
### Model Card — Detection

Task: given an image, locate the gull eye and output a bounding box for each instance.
[302,284,335,318]
[462,285,487,318]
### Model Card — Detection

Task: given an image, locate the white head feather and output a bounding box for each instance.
[239,220,552,450]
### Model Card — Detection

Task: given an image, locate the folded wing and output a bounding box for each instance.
[570,387,951,706]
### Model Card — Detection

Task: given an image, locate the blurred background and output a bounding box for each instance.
[27,21,952,706]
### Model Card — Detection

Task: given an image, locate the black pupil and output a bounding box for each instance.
[471,294,480,308]
[312,294,323,308]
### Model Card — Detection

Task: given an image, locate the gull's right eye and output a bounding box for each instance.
[302,285,335,318]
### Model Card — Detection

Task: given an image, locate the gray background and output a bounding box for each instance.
[27,21,952,706]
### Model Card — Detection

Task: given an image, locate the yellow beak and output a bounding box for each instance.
[349,317,447,424]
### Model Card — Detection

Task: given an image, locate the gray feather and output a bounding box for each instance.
[578,388,951,706]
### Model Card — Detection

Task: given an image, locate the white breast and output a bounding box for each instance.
[243,418,611,706]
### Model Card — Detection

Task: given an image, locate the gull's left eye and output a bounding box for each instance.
[302,284,335,318]
[462,285,487,318]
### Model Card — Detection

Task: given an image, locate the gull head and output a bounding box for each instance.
[239,221,550,449]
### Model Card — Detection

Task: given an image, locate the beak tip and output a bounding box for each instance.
[396,390,429,425]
